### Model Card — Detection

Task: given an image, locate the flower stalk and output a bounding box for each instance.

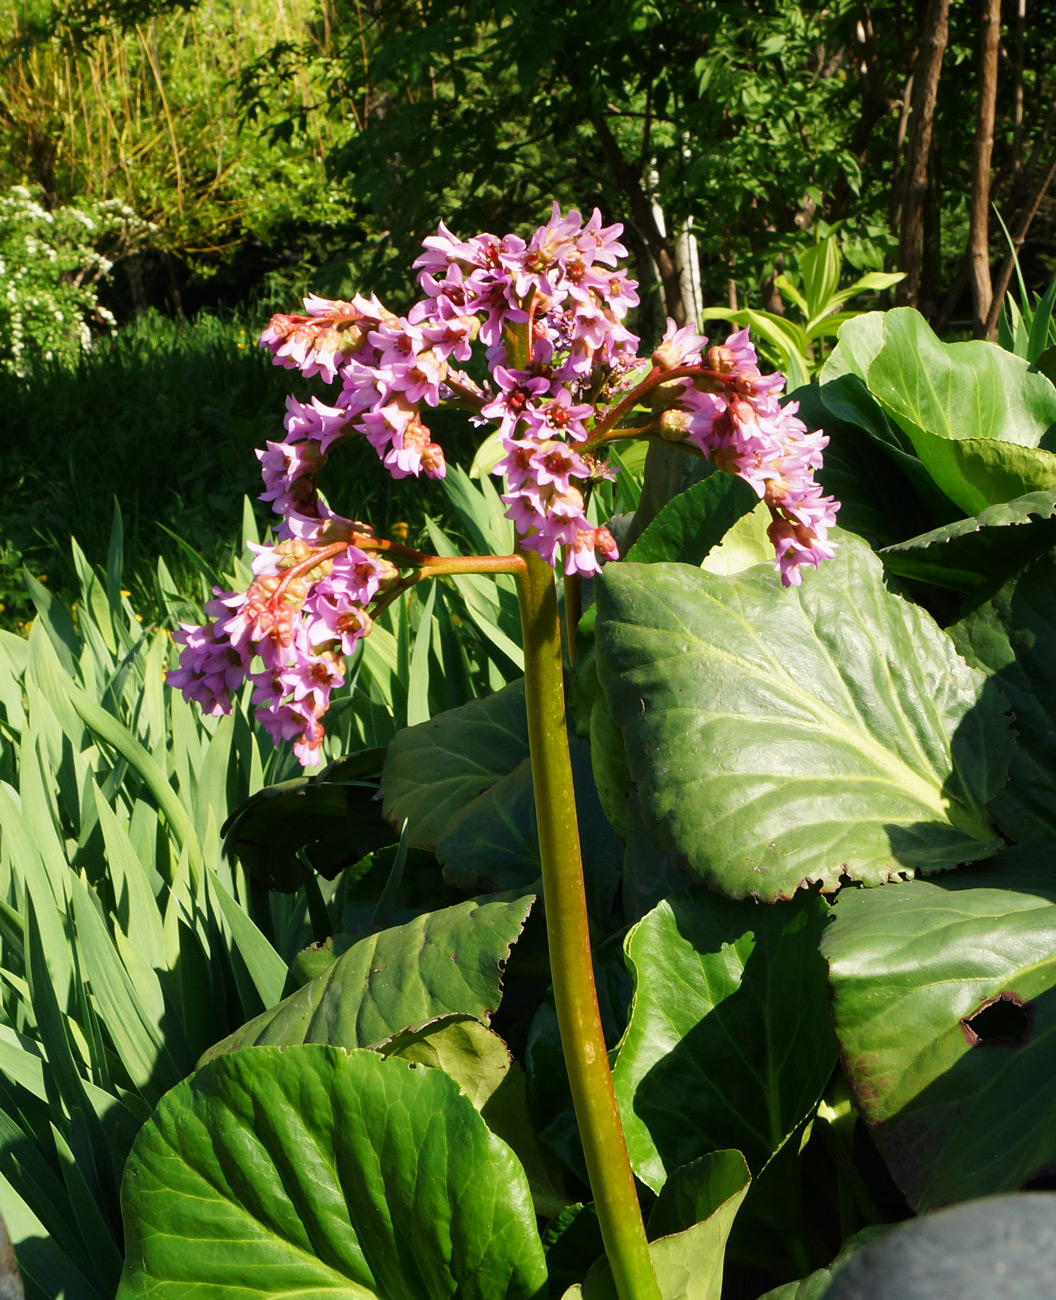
[515,547,661,1300]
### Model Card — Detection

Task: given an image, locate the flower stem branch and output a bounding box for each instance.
[514,548,661,1300]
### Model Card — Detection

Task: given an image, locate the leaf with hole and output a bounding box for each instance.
[823,851,1056,1211]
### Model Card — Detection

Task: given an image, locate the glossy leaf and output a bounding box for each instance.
[864,308,1056,449]
[612,889,834,1192]
[595,537,1009,899]
[823,853,1056,1211]
[200,894,533,1060]
[118,1045,549,1299]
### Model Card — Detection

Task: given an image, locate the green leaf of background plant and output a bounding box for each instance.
[564,1151,750,1299]
[888,428,1056,516]
[823,852,1056,1211]
[951,553,1056,842]
[595,537,1009,899]
[201,894,532,1060]
[864,307,1056,450]
[879,487,1056,591]
[626,473,758,567]
[118,1045,548,1300]
[612,890,834,1192]
[799,236,841,319]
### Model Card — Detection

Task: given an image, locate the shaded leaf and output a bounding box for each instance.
[222,756,391,891]
[756,1226,892,1300]
[952,554,1056,842]
[625,473,757,567]
[880,488,1056,592]
[565,1153,750,1299]
[612,889,834,1192]
[647,1151,753,1240]
[382,680,530,849]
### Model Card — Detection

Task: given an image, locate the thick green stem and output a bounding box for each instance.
[515,549,661,1300]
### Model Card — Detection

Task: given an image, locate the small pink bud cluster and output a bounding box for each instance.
[650,321,838,586]
[169,523,394,765]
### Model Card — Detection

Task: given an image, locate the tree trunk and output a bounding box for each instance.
[967,0,1001,336]
[896,0,951,307]
[984,145,1056,336]
[589,108,687,326]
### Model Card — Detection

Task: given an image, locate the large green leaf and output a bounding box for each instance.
[382,679,620,912]
[594,536,1010,899]
[118,1045,548,1299]
[820,310,1056,520]
[611,890,834,1193]
[880,488,1056,592]
[436,736,621,917]
[200,894,533,1060]
[823,853,1056,1211]
[864,307,1056,450]
[382,680,530,849]
[952,553,1056,842]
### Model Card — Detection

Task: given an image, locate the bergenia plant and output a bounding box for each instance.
[170,204,838,1300]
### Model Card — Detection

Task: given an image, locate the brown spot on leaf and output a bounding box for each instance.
[960,990,1034,1047]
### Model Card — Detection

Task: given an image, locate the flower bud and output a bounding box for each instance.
[422,441,447,478]
[594,527,619,561]
[707,344,736,373]
[658,409,693,442]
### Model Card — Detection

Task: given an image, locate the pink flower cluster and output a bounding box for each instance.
[256,203,836,586]
[170,202,839,766]
[168,526,393,765]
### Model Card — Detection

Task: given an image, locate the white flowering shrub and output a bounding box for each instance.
[0,186,155,376]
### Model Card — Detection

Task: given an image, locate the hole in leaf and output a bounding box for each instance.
[960,991,1033,1047]
[1022,1166,1056,1191]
